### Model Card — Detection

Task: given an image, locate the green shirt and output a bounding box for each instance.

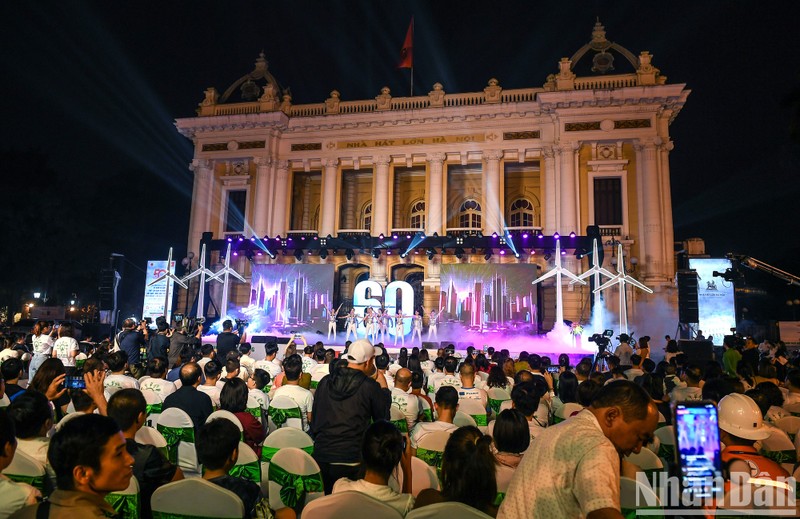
[722,347,742,377]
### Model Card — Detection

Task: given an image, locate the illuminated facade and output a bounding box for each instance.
[175,22,690,331]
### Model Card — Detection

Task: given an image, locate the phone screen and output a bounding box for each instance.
[546,366,560,373]
[65,375,86,390]
[674,402,723,501]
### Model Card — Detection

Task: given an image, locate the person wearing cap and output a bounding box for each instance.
[310,338,391,494]
[715,393,792,512]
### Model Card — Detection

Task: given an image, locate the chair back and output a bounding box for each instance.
[405,501,494,518]
[759,429,797,472]
[418,397,434,422]
[229,441,261,485]
[410,456,440,497]
[134,425,169,459]
[268,395,304,430]
[453,410,477,428]
[624,447,665,480]
[310,370,327,390]
[246,395,263,420]
[416,430,453,471]
[157,407,200,476]
[620,476,661,517]
[207,410,244,431]
[142,389,163,428]
[783,402,800,417]
[390,405,409,434]
[458,398,488,427]
[302,490,403,519]
[554,403,583,423]
[487,387,511,414]
[104,475,140,519]
[657,411,667,428]
[1,449,46,492]
[774,416,800,442]
[654,426,676,465]
[0,394,9,408]
[267,447,324,511]
[260,427,315,496]
[248,389,269,412]
[151,478,244,518]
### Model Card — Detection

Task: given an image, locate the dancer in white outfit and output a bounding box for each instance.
[326,304,342,341]
[427,309,439,340]
[343,309,359,342]
[394,310,406,346]
[411,310,423,344]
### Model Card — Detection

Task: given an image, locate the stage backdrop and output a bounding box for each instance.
[250,264,334,332]
[689,258,736,345]
[439,264,538,332]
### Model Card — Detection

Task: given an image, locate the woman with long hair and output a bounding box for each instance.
[415,426,498,516]
[29,357,68,420]
[551,370,579,418]
[486,365,509,390]
[492,409,530,504]
[332,420,414,516]
[220,377,266,456]
[30,320,55,380]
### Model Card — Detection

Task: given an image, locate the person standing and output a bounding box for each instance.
[215,320,240,360]
[394,311,406,347]
[427,309,439,340]
[29,320,54,381]
[114,318,148,372]
[410,311,423,345]
[326,305,340,341]
[51,323,80,375]
[343,309,359,343]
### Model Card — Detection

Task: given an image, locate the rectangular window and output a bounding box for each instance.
[593,178,623,225]
[224,190,247,233]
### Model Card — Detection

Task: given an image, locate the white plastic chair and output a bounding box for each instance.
[157,407,201,477]
[0,394,10,408]
[229,442,261,485]
[1,449,46,492]
[302,490,403,519]
[206,410,244,432]
[620,476,661,516]
[458,398,488,429]
[418,397,434,422]
[151,478,244,518]
[104,475,140,519]
[487,387,511,415]
[269,395,304,431]
[624,447,665,478]
[406,501,493,518]
[553,402,583,423]
[390,405,410,434]
[260,427,314,496]
[453,410,477,428]
[135,425,168,453]
[654,425,676,466]
[267,447,324,512]
[760,429,797,474]
[774,416,800,442]
[783,402,800,417]
[409,456,440,497]
[416,430,453,472]
[142,389,163,428]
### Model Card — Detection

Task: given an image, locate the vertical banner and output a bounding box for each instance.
[688,258,736,345]
[143,260,175,322]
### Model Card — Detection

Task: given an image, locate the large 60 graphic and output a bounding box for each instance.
[352,280,414,336]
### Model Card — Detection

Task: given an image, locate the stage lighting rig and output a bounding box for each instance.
[454,247,465,259]
[345,249,354,260]
[372,249,380,258]
[484,248,492,261]
[294,249,304,261]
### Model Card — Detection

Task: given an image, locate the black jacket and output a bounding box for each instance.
[310,366,390,463]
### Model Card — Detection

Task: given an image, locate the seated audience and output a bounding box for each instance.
[458,363,488,410]
[162,363,213,434]
[220,378,266,456]
[670,364,703,402]
[7,391,53,470]
[391,368,420,431]
[492,409,530,503]
[103,351,140,392]
[755,381,788,424]
[272,354,313,431]
[784,369,800,406]
[1,358,25,401]
[0,409,40,516]
[198,360,223,407]
[410,386,459,452]
[246,368,271,411]
[139,357,177,398]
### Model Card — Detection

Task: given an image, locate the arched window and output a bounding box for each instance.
[361,202,372,231]
[509,198,534,227]
[410,200,426,229]
[459,199,482,229]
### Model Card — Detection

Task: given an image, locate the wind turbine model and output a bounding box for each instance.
[594,243,653,334]
[532,238,586,328]
[570,238,616,309]
[147,247,187,318]
[207,243,246,319]
[180,244,216,320]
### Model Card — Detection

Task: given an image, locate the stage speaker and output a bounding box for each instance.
[440,341,454,350]
[277,336,291,345]
[678,339,713,366]
[251,335,277,344]
[676,270,699,323]
[421,341,438,350]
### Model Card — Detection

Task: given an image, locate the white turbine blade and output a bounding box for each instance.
[167,273,188,289]
[594,276,623,293]
[532,269,559,285]
[230,270,247,283]
[561,269,587,285]
[623,276,654,294]
[180,269,204,282]
[147,274,167,287]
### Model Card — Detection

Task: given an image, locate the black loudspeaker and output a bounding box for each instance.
[251,335,277,344]
[277,336,291,345]
[677,270,699,323]
[678,340,713,366]
[421,341,438,350]
[457,342,474,351]
[441,341,454,350]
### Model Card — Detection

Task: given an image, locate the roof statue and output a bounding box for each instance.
[220,52,283,103]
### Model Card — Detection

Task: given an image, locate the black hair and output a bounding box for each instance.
[683,365,703,384]
[434,386,459,410]
[283,354,303,381]
[222,319,233,330]
[147,357,169,376]
[407,354,422,373]
[557,371,579,404]
[486,365,508,389]
[590,380,652,421]
[787,369,800,389]
[263,342,278,357]
[196,418,240,471]
[225,358,240,375]
[630,354,642,366]
[58,322,75,338]
[251,368,271,390]
[411,370,424,390]
[575,361,592,378]
[69,389,96,413]
[7,390,51,438]
[1,358,23,380]
[179,363,202,386]
[156,316,169,332]
[444,356,458,373]
[701,377,734,404]
[578,379,602,407]
[220,377,249,413]
[641,359,656,373]
[239,343,252,354]
[48,414,122,491]
[440,426,497,515]
[493,409,530,454]
[107,388,146,431]
[434,357,445,371]
[28,358,65,395]
[360,420,405,478]
[510,381,540,417]
[204,360,222,379]
[744,388,770,418]
[375,353,390,370]
[200,343,215,356]
[0,408,16,452]
[755,381,784,407]
[313,348,326,362]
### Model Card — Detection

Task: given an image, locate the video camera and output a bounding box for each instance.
[235,318,249,328]
[587,329,615,353]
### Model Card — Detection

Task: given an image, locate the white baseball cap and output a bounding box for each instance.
[344,339,382,364]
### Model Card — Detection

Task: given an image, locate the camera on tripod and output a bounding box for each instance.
[588,329,615,354]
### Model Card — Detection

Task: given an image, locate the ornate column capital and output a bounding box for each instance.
[426,152,446,164]
[484,149,504,162]
[321,157,339,169]
[557,141,579,154]
[542,146,555,160]
[276,159,290,171]
[633,141,645,153]
[190,158,212,171]
[373,154,391,166]
[253,156,273,167]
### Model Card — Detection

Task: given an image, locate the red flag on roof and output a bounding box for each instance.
[397,18,414,69]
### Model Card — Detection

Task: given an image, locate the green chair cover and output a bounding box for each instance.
[267,460,324,508]
[260,445,314,463]
[153,512,227,519]
[246,406,262,419]
[262,384,272,393]
[5,473,45,491]
[268,406,302,428]
[760,449,797,465]
[787,432,795,443]
[156,424,195,464]
[553,415,566,425]
[105,492,140,519]
[75,359,86,370]
[493,492,506,506]
[471,414,488,427]
[146,402,163,416]
[421,408,434,422]
[310,380,319,390]
[230,460,261,484]
[657,443,674,462]
[416,448,443,470]
[391,419,409,433]
[488,398,507,414]
[621,506,663,518]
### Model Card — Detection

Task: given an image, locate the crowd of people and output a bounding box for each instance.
[0,319,799,518]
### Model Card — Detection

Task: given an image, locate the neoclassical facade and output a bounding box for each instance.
[175,23,689,330]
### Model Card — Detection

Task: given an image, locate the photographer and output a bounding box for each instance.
[147,316,170,362]
[215,319,240,360]
[114,318,148,376]
[613,333,634,369]
[168,321,202,370]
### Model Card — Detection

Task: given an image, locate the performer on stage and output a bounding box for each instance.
[378,307,389,343]
[326,304,342,341]
[394,310,406,347]
[427,308,439,340]
[364,307,378,343]
[343,308,359,343]
[411,310,423,344]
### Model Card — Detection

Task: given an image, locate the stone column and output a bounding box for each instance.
[542,146,556,234]
[253,157,272,238]
[373,154,390,237]
[320,158,338,237]
[426,152,445,235]
[301,177,311,229]
[370,254,387,283]
[557,142,578,235]
[638,140,666,282]
[188,159,212,255]
[271,160,290,237]
[659,140,676,277]
[484,150,504,236]
[344,175,356,229]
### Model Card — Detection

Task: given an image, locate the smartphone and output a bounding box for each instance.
[65,375,86,390]
[546,366,560,374]
[673,401,723,502]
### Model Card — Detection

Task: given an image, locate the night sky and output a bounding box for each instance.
[2,1,799,319]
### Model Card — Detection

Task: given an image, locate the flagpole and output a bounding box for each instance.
[410,18,414,96]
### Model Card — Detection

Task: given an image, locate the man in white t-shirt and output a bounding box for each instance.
[138,358,176,398]
[301,346,317,374]
[272,354,314,431]
[196,344,215,371]
[433,356,461,394]
[410,386,459,452]
[614,334,634,368]
[253,343,282,380]
[670,365,703,402]
[391,368,419,431]
[498,381,658,519]
[0,409,41,516]
[103,351,140,392]
[197,360,222,408]
[238,343,256,374]
[457,362,488,410]
[376,352,395,390]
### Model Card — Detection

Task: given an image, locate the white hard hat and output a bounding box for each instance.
[717,393,770,441]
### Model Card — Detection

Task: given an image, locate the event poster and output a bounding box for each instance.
[689,258,736,345]
[142,260,176,322]
[250,264,334,333]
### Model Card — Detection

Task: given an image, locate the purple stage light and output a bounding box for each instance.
[492,232,498,238]
[392,234,399,239]
[238,237,244,242]
[313,236,318,240]
[569,231,576,238]
[561,250,566,255]
[386,250,392,255]
[226,237,233,242]
[537,232,544,239]
[301,236,306,240]
[500,250,506,255]
[232,251,238,256]
[250,237,256,242]
[379,233,385,240]
[287,237,293,241]
[522,233,529,239]
[406,234,412,239]
[257,252,263,256]
[553,232,560,240]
